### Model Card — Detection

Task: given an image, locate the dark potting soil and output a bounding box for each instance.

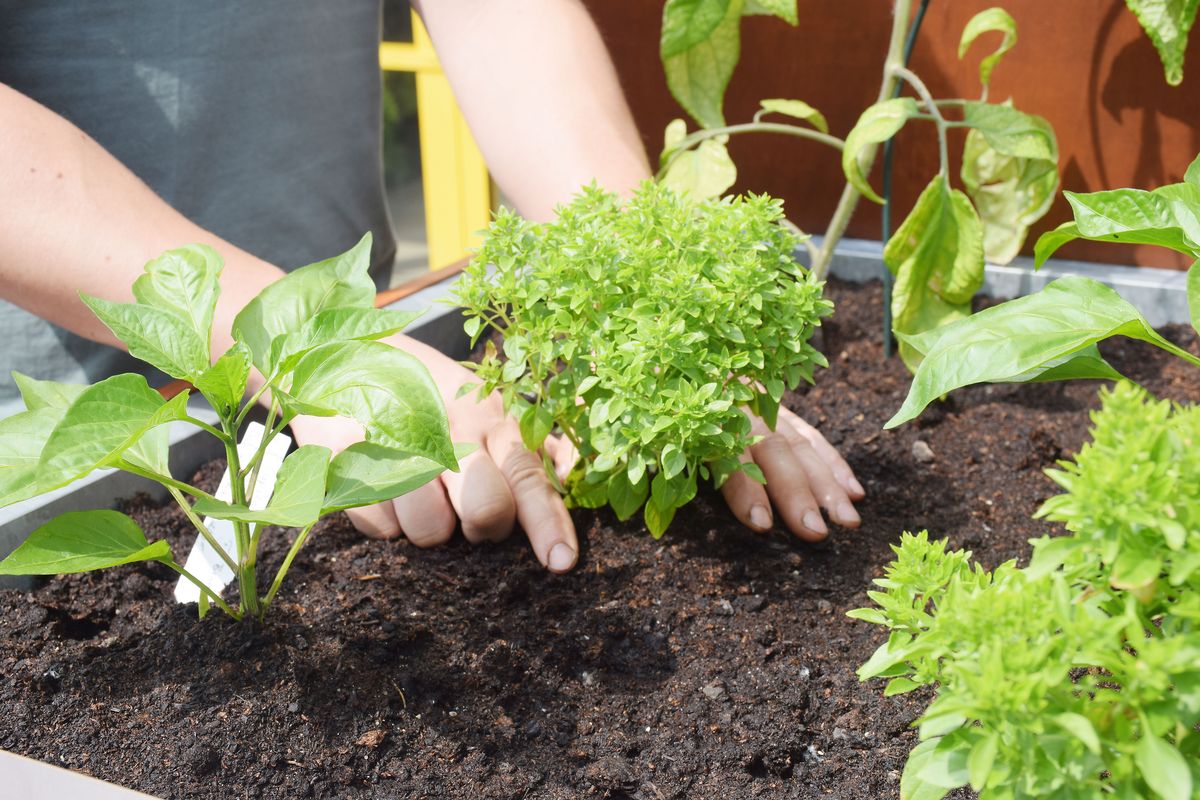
[2,278,1198,800]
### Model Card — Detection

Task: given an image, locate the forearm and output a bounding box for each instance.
[414,0,651,221]
[0,84,284,363]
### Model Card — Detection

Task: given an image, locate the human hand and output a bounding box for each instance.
[718,407,865,540]
[288,337,580,573]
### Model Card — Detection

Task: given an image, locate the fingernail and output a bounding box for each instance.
[749,504,772,531]
[838,502,861,526]
[548,543,576,572]
[848,477,865,496]
[802,511,827,535]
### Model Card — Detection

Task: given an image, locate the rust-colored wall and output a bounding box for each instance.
[585,0,1200,269]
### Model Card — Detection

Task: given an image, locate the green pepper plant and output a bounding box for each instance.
[887,151,1200,429]
[455,181,831,537]
[852,383,1200,799]
[657,1,1060,370]
[0,235,467,622]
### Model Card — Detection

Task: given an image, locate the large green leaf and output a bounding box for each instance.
[1034,184,1200,266]
[961,126,1059,264]
[232,233,376,371]
[37,374,190,491]
[285,340,458,470]
[0,510,171,575]
[962,102,1057,163]
[1125,0,1199,86]
[132,244,223,352]
[0,407,65,509]
[195,342,252,417]
[321,441,474,514]
[1134,734,1192,800]
[842,98,919,204]
[743,0,797,25]
[13,373,85,411]
[662,0,743,128]
[81,295,210,381]
[1186,151,1200,185]
[887,276,1197,428]
[884,174,985,371]
[660,119,737,200]
[958,8,1017,87]
[267,307,423,375]
[193,445,330,527]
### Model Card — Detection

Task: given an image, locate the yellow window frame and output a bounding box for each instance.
[380,12,492,271]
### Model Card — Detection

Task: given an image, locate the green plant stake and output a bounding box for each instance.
[0,235,468,622]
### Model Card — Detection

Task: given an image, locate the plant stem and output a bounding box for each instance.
[812,0,915,280]
[657,122,845,181]
[223,428,261,620]
[183,415,228,440]
[261,523,315,612]
[234,380,272,429]
[168,487,240,574]
[164,560,241,620]
[891,66,949,176]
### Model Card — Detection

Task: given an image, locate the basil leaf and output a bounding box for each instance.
[0,510,171,575]
[285,340,457,470]
[321,442,473,514]
[608,469,649,521]
[1134,734,1192,800]
[233,233,376,370]
[842,98,919,204]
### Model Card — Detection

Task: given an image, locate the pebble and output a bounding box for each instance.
[912,440,935,463]
[715,599,735,616]
[734,595,767,613]
[287,702,300,714]
[701,682,726,700]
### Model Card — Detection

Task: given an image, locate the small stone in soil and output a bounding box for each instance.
[734,595,767,613]
[911,440,935,463]
[701,682,726,700]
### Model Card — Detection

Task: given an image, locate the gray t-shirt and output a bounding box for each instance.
[0,1,397,416]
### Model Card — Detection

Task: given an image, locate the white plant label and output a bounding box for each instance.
[173,422,291,604]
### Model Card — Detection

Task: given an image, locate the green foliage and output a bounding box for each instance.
[883,174,984,371]
[0,235,459,622]
[890,153,1200,428]
[855,386,1200,798]
[656,2,1060,372]
[456,182,830,537]
[1125,0,1199,86]
[958,7,1017,88]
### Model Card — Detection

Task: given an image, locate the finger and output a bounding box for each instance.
[546,434,578,484]
[750,433,827,542]
[778,429,861,528]
[345,501,402,540]
[782,410,866,499]
[441,449,517,544]
[391,476,457,548]
[486,421,579,573]
[720,451,774,533]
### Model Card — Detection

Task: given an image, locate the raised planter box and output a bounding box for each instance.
[0,242,1187,796]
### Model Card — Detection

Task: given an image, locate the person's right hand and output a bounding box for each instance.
[288,336,581,573]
